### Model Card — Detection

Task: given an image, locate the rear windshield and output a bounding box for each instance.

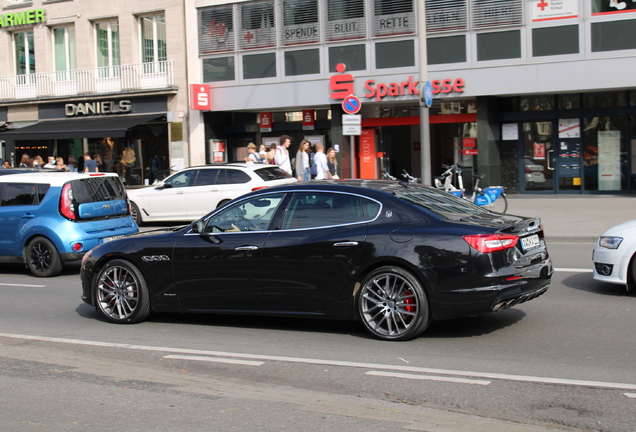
[254,167,294,181]
[71,177,126,204]
[393,185,491,220]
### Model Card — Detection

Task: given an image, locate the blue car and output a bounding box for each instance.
[0,171,138,277]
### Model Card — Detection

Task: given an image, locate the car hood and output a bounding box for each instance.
[600,218,636,237]
[126,186,155,198]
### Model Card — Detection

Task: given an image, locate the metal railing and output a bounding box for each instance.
[0,61,174,102]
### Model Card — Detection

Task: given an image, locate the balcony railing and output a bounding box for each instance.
[0,61,174,102]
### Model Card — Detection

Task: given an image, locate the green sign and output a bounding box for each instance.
[0,9,46,28]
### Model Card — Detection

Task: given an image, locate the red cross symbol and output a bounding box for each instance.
[537,0,549,11]
[244,32,254,43]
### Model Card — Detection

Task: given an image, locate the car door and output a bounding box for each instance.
[0,182,40,257]
[261,192,368,309]
[184,168,221,219]
[212,168,254,205]
[147,169,195,220]
[173,193,286,309]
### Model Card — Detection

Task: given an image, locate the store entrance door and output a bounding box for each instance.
[552,138,582,192]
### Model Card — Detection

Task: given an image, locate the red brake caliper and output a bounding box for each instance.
[404,290,415,313]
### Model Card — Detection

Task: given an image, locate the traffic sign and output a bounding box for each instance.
[342,95,361,114]
[423,80,433,108]
[342,125,361,136]
[342,114,361,125]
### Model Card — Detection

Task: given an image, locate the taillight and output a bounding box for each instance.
[524,167,533,174]
[463,234,518,253]
[251,186,268,191]
[60,183,76,220]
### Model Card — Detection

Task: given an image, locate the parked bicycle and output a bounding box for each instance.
[434,163,508,213]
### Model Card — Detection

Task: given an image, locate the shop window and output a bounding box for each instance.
[243,53,276,79]
[520,96,555,111]
[373,0,415,37]
[53,27,76,82]
[282,0,319,46]
[203,57,235,82]
[558,94,581,110]
[328,45,366,71]
[532,25,579,57]
[95,21,120,79]
[427,35,466,65]
[239,1,275,50]
[591,20,636,52]
[285,49,320,76]
[198,5,234,54]
[476,30,521,61]
[426,0,467,34]
[471,0,523,30]
[583,116,628,191]
[591,0,636,14]
[326,0,366,41]
[13,30,35,75]
[584,91,627,108]
[375,39,415,69]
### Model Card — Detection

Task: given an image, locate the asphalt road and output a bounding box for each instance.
[1,240,635,432]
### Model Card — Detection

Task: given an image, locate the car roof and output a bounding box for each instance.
[179,163,280,172]
[0,168,64,176]
[252,179,432,199]
[0,171,121,186]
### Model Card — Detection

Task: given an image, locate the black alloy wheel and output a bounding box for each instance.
[95,259,150,324]
[358,266,430,341]
[25,237,63,277]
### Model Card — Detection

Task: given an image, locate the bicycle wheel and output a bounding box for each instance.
[483,194,508,214]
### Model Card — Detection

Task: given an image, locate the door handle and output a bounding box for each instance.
[235,246,258,251]
[177,191,184,194]
[547,150,554,171]
[334,242,358,247]
[22,214,35,219]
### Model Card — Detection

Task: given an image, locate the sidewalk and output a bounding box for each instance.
[506,194,636,241]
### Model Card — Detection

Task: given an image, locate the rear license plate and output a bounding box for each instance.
[521,234,540,251]
[103,235,125,243]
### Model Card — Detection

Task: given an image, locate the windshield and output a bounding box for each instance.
[393,185,491,220]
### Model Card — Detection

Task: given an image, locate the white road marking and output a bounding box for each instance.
[0,282,47,288]
[554,268,593,273]
[2,333,636,391]
[164,355,263,366]
[625,393,636,398]
[366,371,490,385]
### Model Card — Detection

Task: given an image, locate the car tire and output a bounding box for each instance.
[25,237,63,277]
[357,266,430,341]
[94,259,151,324]
[131,202,143,226]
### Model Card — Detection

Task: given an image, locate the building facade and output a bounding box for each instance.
[0,0,189,185]
[185,0,636,194]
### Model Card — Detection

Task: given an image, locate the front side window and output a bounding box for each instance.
[14,31,35,75]
[96,21,120,70]
[140,15,166,63]
[163,170,195,188]
[204,193,285,232]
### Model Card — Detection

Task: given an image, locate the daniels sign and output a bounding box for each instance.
[329,64,464,102]
[65,100,132,117]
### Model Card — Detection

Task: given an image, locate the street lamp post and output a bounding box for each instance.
[418,0,432,185]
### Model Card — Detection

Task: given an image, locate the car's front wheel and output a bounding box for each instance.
[94,259,150,324]
[25,237,63,277]
[358,266,430,341]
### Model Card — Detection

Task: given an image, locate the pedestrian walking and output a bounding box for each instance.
[295,140,311,181]
[275,135,293,175]
[83,152,98,173]
[313,142,332,180]
[327,147,339,179]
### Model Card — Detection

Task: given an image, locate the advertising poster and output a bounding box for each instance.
[598,131,621,190]
[502,123,518,141]
[534,143,546,160]
[532,0,578,21]
[558,119,580,138]
[359,129,376,179]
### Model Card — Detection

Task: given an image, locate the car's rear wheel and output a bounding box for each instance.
[217,199,231,209]
[130,202,143,225]
[25,237,63,277]
[95,259,150,324]
[358,266,430,341]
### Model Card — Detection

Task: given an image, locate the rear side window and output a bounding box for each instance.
[282,192,371,229]
[192,169,218,186]
[216,169,251,185]
[254,167,294,181]
[71,177,125,204]
[0,183,50,206]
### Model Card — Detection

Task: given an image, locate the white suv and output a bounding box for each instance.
[127,163,297,224]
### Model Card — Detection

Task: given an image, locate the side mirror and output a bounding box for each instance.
[155,181,168,189]
[196,219,206,234]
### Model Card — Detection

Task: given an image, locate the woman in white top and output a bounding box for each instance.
[295,140,311,181]
[274,135,293,176]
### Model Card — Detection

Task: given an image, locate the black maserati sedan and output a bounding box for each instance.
[81,180,552,341]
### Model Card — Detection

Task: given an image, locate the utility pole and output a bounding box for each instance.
[418,1,432,185]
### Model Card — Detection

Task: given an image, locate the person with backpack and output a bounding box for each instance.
[244,143,263,163]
